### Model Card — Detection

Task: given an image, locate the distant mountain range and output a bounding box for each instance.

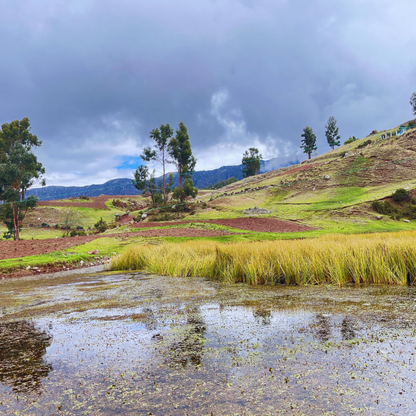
[28,156,299,201]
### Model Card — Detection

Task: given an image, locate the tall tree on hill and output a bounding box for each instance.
[242,148,262,178]
[141,124,173,204]
[0,118,45,240]
[300,126,317,160]
[410,92,416,116]
[168,121,197,202]
[325,116,341,150]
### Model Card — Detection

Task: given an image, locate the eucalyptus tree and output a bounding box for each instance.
[141,124,174,203]
[0,118,45,240]
[168,121,197,202]
[300,126,317,160]
[242,148,262,178]
[325,116,341,150]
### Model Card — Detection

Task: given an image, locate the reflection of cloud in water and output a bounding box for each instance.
[0,320,52,393]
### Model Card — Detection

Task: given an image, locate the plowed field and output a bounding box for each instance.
[132,217,316,233]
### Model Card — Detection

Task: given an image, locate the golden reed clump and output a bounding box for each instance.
[111,231,416,285]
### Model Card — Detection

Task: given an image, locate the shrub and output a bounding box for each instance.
[392,188,412,203]
[390,214,401,221]
[403,205,416,219]
[79,195,89,200]
[344,136,358,145]
[69,229,86,237]
[151,212,185,222]
[41,222,50,227]
[94,218,108,233]
[372,200,394,215]
[357,139,372,149]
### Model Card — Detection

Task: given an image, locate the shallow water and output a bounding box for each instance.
[1,270,416,415]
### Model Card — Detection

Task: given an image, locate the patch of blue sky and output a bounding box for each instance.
[116,156,143,170]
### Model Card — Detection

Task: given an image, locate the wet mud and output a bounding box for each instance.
[1,270,416,415]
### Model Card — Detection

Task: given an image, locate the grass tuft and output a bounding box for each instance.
[111,231,416,285]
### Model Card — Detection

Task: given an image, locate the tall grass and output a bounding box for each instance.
[111,231,416,285]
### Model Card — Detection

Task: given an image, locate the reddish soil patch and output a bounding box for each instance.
[282,164,316,176]
[0,236,100,260]
[131,228,232,238]
[38,195,142,210]
[132,217,316,233]
[204,217,316,233]
[132,221,195,229]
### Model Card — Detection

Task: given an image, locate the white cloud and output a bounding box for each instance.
[195,88,300,171]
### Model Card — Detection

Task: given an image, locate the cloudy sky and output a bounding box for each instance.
[1,0,415,187]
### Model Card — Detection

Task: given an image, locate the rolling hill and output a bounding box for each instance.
[192,120,416,233]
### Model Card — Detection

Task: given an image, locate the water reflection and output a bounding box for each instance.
[341,316,356,340]
[313,314,331,342]
[0,320,52,393]
[165,307,206,368]
[142,308,158,331]
[253,308,271,325]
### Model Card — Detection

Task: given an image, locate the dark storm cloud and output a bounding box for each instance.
[0,0,415,185]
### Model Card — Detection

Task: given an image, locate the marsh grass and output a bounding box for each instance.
[111,231,416,285]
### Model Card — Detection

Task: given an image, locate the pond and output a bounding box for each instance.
[1,268,416,415]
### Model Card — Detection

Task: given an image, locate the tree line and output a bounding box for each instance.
[300,116,341,159]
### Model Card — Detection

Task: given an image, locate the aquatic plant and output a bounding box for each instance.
[111,231,416,285]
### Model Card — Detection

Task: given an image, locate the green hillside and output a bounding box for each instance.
[192,120,416,233]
